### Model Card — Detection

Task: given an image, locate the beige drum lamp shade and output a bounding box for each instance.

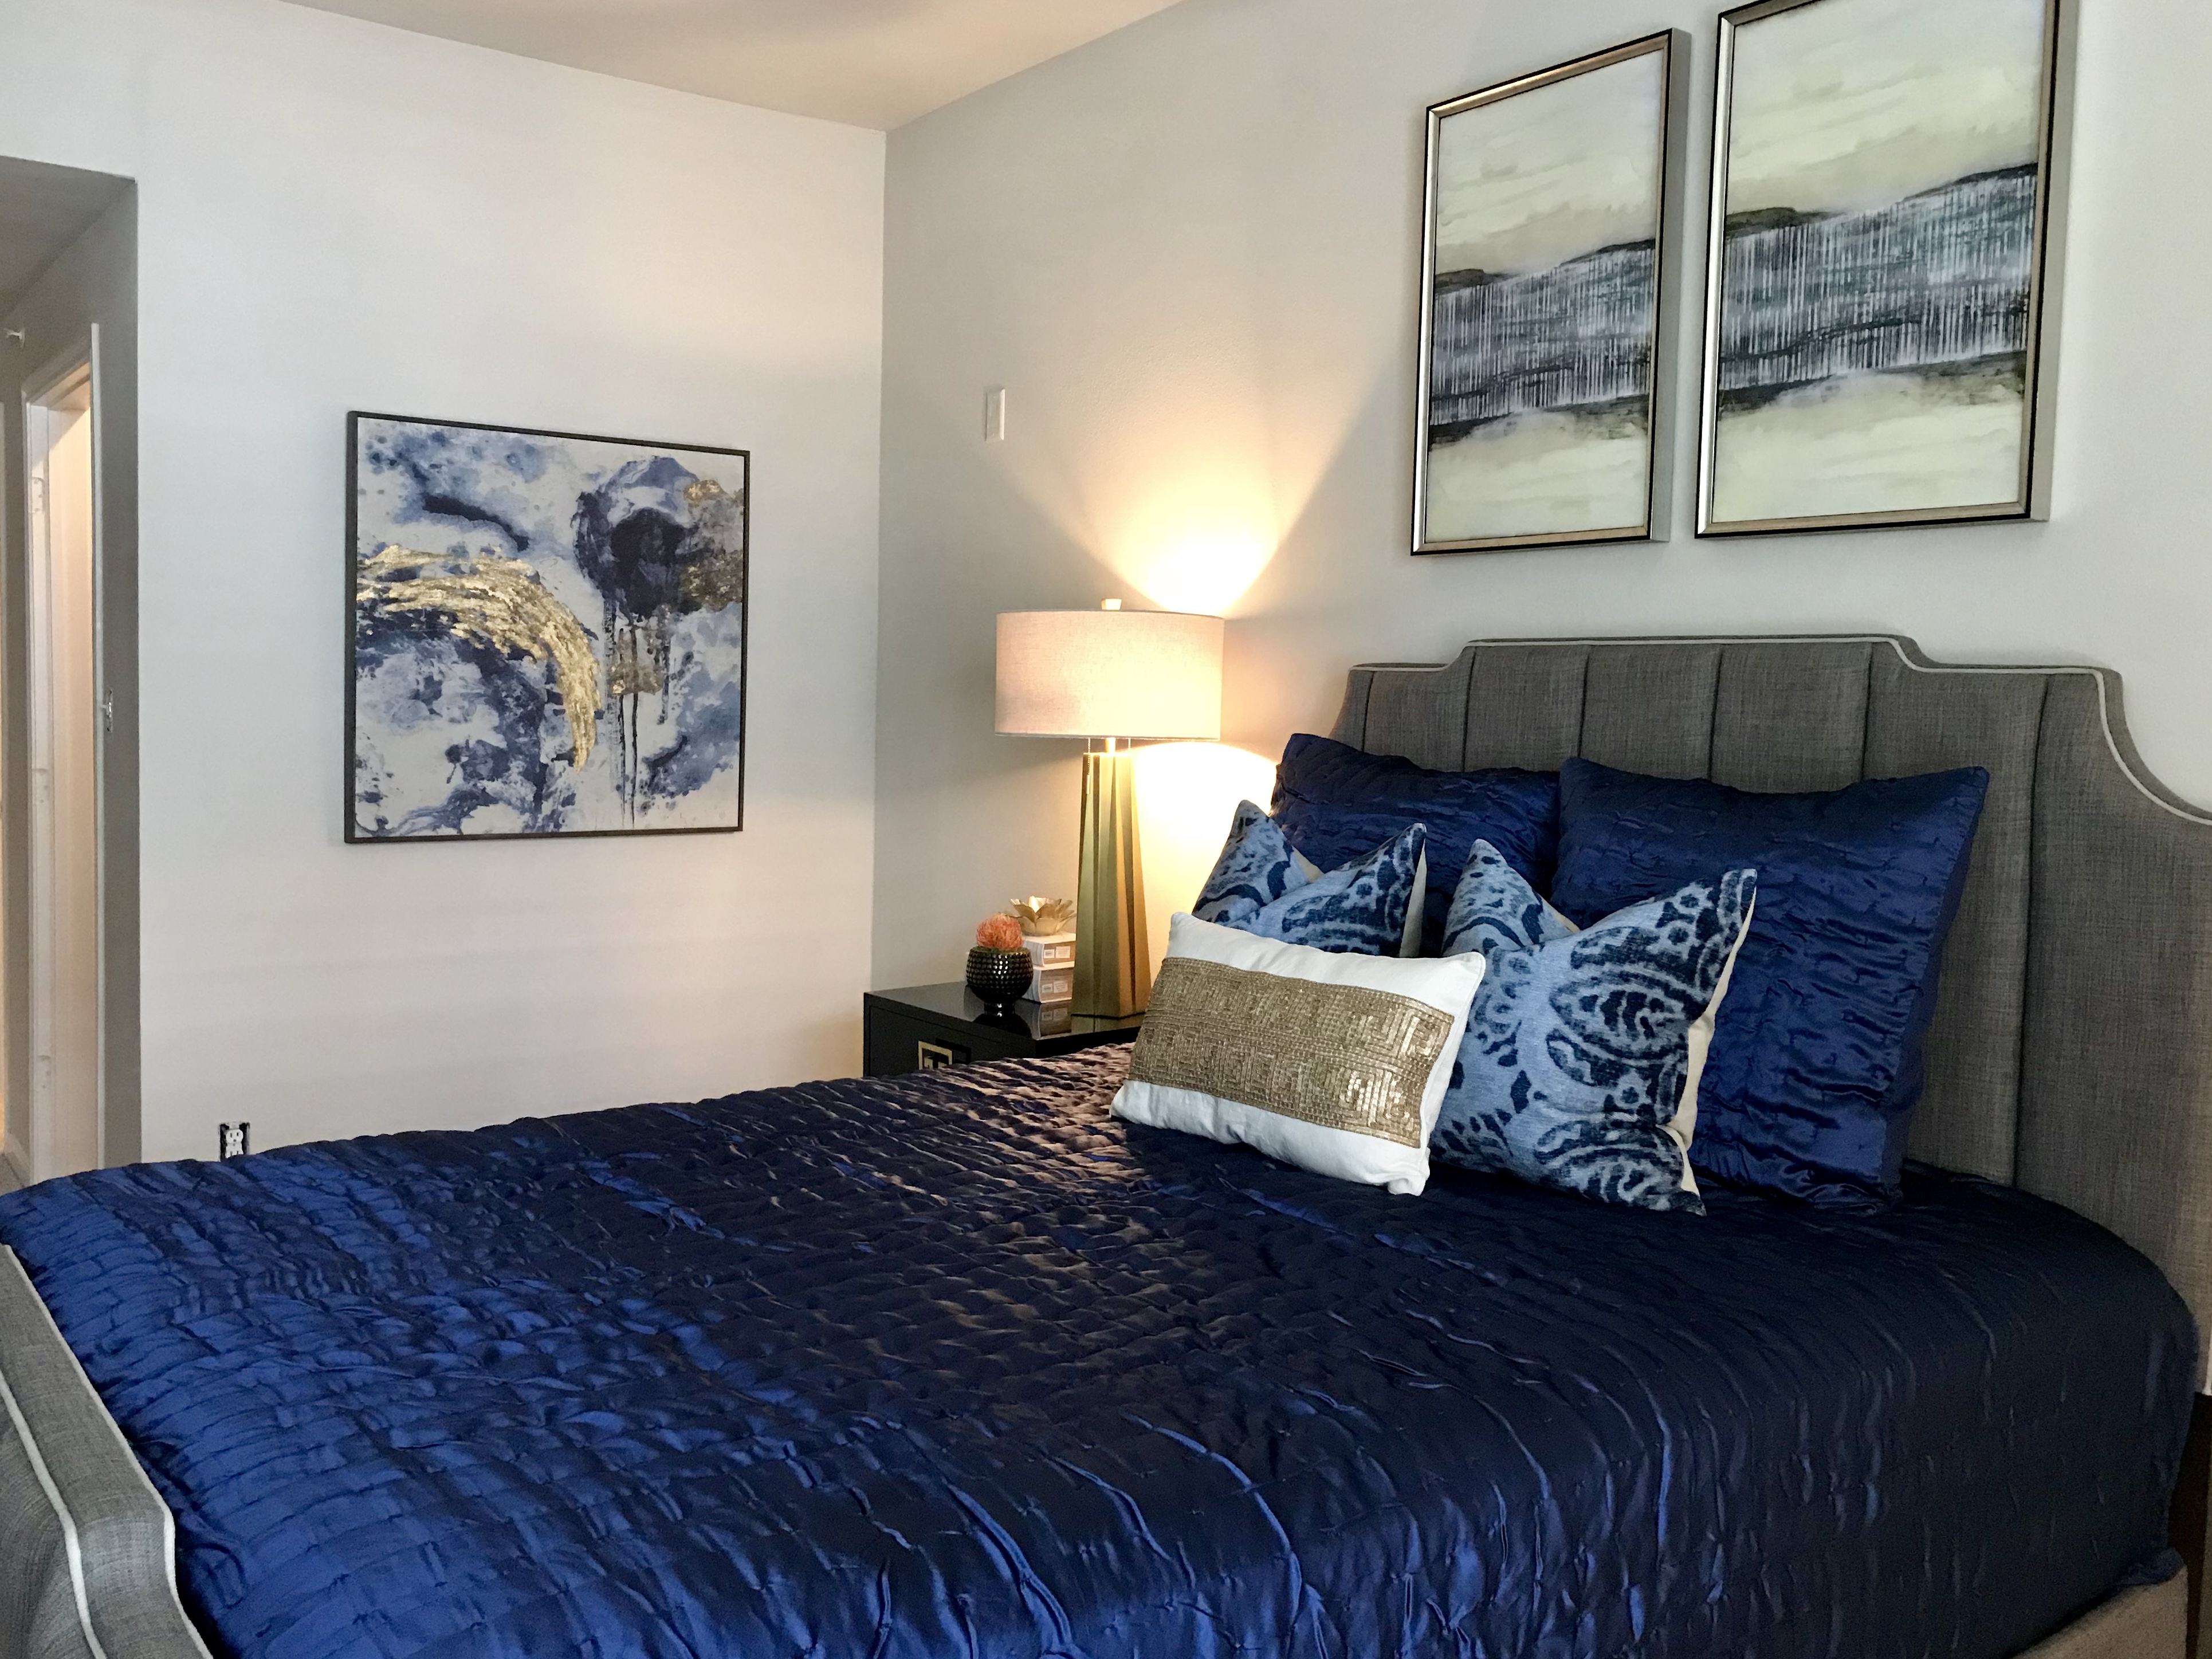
[995,603,1226,1020]
[996,608,1224,741]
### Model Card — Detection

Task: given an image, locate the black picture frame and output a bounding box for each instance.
[344,411,752,844]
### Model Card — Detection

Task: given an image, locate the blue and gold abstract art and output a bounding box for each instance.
[347,414,748,840]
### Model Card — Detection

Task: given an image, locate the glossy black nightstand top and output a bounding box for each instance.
[871,982,1143,1040]
[862,984,1144,1078]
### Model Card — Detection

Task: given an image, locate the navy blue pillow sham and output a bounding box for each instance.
[1551,758,1989,1210]
[1270,733,1558,956]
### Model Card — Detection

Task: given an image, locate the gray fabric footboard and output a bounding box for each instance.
[0,1247,209,1659]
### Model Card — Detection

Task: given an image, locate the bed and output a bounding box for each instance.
[3,634,2210,1659]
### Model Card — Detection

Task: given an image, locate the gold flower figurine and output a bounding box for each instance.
[1008,896,1077,937]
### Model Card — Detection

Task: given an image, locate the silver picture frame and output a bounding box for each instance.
[1412,31,1690,556]
[1696,0,2077,537]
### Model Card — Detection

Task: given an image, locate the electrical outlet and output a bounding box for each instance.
[218,1122,250,1160]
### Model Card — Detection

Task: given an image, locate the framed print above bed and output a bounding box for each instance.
[347,414,749,842]
[1698,0,2073,536]
[1413,32,1689,556]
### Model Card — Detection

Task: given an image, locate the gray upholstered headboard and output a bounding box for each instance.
[1334,635,2212,1362]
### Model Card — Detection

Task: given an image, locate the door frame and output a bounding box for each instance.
[19,328,104,1180]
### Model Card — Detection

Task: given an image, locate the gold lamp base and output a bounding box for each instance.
[1074,745,1149,1018]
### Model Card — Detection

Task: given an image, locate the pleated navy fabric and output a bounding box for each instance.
[0,1047,2188,1659]
[1553,759,1990,1209]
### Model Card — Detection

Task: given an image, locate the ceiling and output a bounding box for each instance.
[0,158,128,317]
[281,0,1190,130]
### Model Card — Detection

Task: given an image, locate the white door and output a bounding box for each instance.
[21,355,101,1182]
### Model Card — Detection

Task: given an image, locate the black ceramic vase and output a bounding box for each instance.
[965,947,1032,1012]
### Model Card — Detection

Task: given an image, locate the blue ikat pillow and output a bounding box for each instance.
[1432,842,1757,1214]
[1191,801,1317,928]
[1193,801,1425,957]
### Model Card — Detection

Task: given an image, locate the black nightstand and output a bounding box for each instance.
[863,984,1144,1078]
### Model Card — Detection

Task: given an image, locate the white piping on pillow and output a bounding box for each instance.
[1663,894,1758,1198]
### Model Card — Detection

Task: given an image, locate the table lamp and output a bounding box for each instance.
[996,602,1225,1017]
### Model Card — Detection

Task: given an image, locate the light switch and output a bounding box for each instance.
[984,386,1007,443]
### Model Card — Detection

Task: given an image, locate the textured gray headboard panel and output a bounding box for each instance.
[1334,635,2212,1347]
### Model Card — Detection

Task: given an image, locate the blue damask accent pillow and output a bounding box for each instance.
[1193,803,1425,956]
[1192,801,1318,929]
[1551,760,1989,1210]
[1270,734,1559,957]
[1432,843,1757,1214]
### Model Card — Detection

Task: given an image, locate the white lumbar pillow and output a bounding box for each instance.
[1112,912,1486,1196]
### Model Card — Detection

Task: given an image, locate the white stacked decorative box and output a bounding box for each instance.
[1023,932,1076,1006]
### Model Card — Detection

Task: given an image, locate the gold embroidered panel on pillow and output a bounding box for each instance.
[1129,957,1457,1148]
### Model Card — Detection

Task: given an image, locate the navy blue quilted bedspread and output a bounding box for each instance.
[0,1048,2194,1659]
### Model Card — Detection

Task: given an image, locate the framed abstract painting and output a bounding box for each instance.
[346,414,749,842]
[1698,0,2073,535]
[1413,32,1689,555]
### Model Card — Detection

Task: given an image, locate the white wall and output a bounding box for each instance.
[0,0,886,1159]
[875,0,2212,989]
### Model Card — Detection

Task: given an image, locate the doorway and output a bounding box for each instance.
[0,155,136,1190]
[14,348,101,1181]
